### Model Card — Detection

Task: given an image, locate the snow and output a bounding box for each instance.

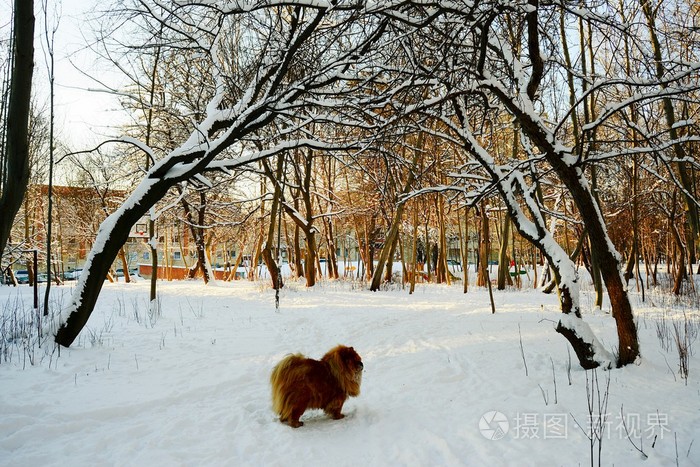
[1,278,699,466]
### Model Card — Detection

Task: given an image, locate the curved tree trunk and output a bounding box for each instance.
[468,0,640,367]
[55,115,280,347]
[527,132,639,366]
[450,102,614,370]
[55,172,178,346]
[51,1,389,346]
[549,166,639,366]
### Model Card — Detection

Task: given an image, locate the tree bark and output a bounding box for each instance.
[182,190,211,284]
[409,203,418,294]
[383,230,400,284]
[0,0,34,264]
[324,218,339,280]
[436,195,449,284]
[370,202,406,291]
[261,155,285,289]
[670,191,686,295]
[477,204,490,288]
[118,247,131,283]
[460,207,469,293]
[497,213,511,290]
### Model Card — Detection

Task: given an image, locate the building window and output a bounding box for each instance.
[173,251,182,261]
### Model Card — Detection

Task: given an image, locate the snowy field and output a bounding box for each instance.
[1,276,699,466]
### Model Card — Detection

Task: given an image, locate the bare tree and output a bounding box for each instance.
[0,0,34,265]
[377,1,642,367]
[54,1,391,346]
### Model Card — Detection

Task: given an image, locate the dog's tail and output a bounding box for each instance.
[270,354,305,417]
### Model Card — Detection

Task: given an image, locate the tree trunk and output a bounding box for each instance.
[423,215,431,281]
[118,247,131,283]
[370,203,406,290]
[450,98,615,369]
[261,156,284,289]
[486,82,640,366]
[144,31,162,304]
[383,231,400,284]
[459,207,469,293]
[555,316,609,370]
[324,218,339,280]
[57,121,275,345]
[226,249,244,281]
[248,229,263,281]
[670,191,686,295]
[477,204,490,288]
[360,216,377,281]
[0,0,34,264]
[497,213,511,290]
[436,196,449,284]
[182,191,211,284]
[561,176,638,365]
[55,176,175,346]
[292,201,304,278]
[305,229,317,287]
[409,203,418,294]
[542,153,639,366]
[671,223,685,296]
[149,218,158,296]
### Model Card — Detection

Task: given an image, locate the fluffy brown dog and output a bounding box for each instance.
[270,345,363,428]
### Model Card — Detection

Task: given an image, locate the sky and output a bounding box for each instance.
[0,0,129,151]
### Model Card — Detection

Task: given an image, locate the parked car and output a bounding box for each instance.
[63,268,83,280]
[14,270,30,284]
[115,268,140,278]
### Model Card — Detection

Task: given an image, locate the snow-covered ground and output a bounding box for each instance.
[1,276,698,466]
